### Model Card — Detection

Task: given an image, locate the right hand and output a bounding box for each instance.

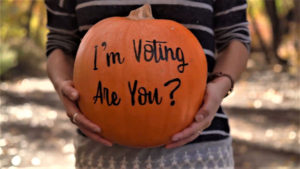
[58,80,113,147]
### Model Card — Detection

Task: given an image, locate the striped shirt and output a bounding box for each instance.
[45,0,250,143]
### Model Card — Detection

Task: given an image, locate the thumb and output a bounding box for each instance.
[194,89,220,122]
[61,82,79,101]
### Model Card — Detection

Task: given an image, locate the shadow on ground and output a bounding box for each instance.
[0,77,299,169]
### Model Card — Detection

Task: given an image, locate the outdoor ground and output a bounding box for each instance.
[0,63,299,169]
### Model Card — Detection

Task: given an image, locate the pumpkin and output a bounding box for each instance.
[73,4,207,148]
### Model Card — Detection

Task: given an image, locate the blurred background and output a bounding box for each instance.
[0,0,299,168]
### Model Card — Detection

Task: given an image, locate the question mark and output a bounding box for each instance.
[164,78,181,106]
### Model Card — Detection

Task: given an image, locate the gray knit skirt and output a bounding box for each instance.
[74,134,234,169]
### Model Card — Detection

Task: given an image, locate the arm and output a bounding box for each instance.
[166,40,249,148]
[47,49,113,146]
[208,40,249,97]
[45,1,112,146]
[166,0,250,149]
[47,49,74,91]
[196,40,249,122]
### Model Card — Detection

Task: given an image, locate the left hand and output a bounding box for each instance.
[165,77,231,149]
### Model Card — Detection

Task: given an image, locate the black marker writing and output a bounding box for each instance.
[164,78,181,106]
[93,45,98,70]
[106,52,125,67]
[93,80,121,106]
[133,39,188,73]
[128,80,162,106]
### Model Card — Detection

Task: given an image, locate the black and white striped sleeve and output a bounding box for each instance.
[45,0,80,57]
[213,0,251,52]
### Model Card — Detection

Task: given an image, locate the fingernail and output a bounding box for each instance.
[94,127,101,133]
[105,143,113,147]
[172,136,180,142]
[195,115,204,122]
[72,92,77,99]
[166,145,175,149]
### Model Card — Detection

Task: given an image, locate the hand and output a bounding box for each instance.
[58,80,113,147]
[165,77,231,149]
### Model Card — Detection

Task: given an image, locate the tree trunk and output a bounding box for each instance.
[34,2,45,45]
[293,0,300,59]
[25,0,36,38]
[294,0,300,23]
[249,4,272,63]
[264,0,288,65]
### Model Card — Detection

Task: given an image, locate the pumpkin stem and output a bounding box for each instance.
[128,4,154,20]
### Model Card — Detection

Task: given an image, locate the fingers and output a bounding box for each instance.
[61,81,79,101]
[195,107,211,122]
[166,119,212,149]
[73,112,101,133]
[195,89,221,122]
[166,82,227,149]
[63,95,112,147]
[62,96,101,134]
[171,93,215,142]
[171,118,211,141]
[172,122,200,142]
[166,131,200,149]
[195,92,213,122]
[79,127,113,147]
[58,80,112,147]
[168,90,217,147]
[62,94,80,120]
[59,81,100,132]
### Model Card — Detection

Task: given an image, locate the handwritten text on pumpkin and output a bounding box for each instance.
[92,40,188,106]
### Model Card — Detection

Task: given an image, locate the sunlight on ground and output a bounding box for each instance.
[0,77,299,169]
[0,78,76,168]
[0,78,54,93]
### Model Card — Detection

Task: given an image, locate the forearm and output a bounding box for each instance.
[214,40,249,80]
[46,49,75,92]
[211,40,249,96]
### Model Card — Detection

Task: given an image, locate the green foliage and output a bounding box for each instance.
[0,0,47,47]
[0,38,47,80]
[248,0,265,16]
[275,0,294,17]
[249,0,295,18]
[0,0,48,79]
[0,41,18,76]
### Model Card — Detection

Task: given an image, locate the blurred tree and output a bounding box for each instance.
[0,0,47,78]
[25,0,37,38]
[0,0,47,46]
[264,0,288,65]
[250,0,298,69]
[294,0,300,23]
[249,4,272,64]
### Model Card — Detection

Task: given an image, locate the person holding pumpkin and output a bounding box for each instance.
[45,0,250,168]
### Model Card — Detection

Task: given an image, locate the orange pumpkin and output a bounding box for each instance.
[73,4,207,147]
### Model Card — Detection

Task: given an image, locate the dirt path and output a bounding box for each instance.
[0,74,299,169]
